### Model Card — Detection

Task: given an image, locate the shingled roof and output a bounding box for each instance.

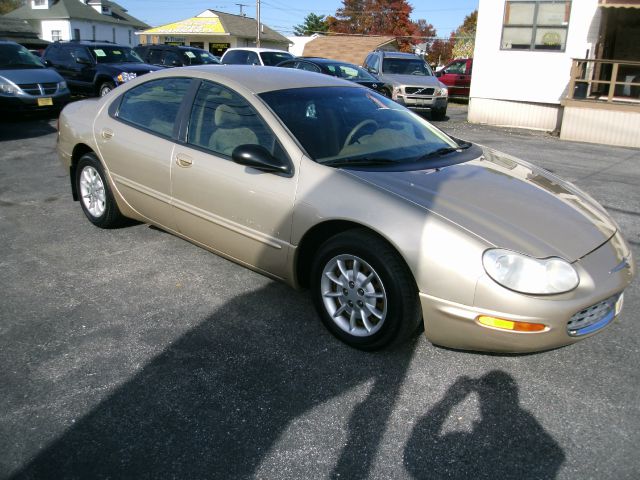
[302,35,399,65]
[141,10,289,44]
[0,17,49,47]
[4,0,149,30]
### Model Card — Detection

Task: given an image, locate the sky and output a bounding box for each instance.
[123,0,479,39]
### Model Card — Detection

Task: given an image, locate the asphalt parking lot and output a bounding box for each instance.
[1,103,638,479]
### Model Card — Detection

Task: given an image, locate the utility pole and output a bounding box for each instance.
[235,3,248,16]
[256,0,261,48]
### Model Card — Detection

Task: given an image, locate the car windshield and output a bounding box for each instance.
[182,49,219,65]
[325,63,378,82]
[91,46,143,64]
[382,58,433,76]
[259,86,456,165]
[260,51,293,66]
[0,43,44,69]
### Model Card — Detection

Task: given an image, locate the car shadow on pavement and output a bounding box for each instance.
[9,282,417,479]
[8,281,565,479]
[0,116,58,141]
[403,371,565,479]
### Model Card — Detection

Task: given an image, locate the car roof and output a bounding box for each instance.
[224,47,290,53]
[55,41,130,48]
[380,51,422,59]
[154,65,357,94]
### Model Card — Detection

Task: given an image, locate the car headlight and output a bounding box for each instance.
[0,77,20,95]
[116,72,137,83]
[392,85,402,99]
[58,81,68,91]
[437,87,448,97]
[482,249,579,295]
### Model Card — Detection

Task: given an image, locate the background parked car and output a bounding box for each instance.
[436,58,473,98]
[0,40,70,114]
[363,50,448,119]
[135,45,220,68]
[276,57,391,97]
[220,47,293,66]
[43,41,161,97]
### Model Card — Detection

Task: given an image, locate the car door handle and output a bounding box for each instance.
[101,128,114,140]
[175,153,193,168]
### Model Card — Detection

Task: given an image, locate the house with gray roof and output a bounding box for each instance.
[4,0,148,46]
[138,10,289,58]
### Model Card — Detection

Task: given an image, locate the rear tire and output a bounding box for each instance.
[76,153,125,228]
[310,229,422,350]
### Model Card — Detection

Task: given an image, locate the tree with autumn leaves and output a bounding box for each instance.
[326,0,436,52]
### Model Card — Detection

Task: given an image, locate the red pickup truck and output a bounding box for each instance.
[436,58,473,98]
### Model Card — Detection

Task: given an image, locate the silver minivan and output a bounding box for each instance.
[0,40,70,114]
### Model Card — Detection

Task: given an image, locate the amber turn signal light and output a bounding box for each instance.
[477,316,546,332]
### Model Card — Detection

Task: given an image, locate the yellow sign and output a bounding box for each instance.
[37,98,53,107]
[144,17,226,35]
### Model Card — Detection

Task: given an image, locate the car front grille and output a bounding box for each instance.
[405,87,435,95]
[18,83,58,96]
[567,294,621,336]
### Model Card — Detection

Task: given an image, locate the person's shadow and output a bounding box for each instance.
[404,371,565,479]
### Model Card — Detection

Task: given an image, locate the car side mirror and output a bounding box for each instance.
[435,71,442,77]
[232,144,290,174]
[367,67,378,74]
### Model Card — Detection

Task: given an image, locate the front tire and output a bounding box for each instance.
[98,81,115,97]
[76,153,125,228]
[310,229,422,350]
[431,108,447,120]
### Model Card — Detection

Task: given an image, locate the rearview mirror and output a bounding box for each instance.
[76,56,92,65]
[232,144,291,174]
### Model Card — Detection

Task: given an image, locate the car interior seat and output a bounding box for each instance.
[209,104,259,156]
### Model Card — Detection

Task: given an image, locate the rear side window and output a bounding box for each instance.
[116,78,192,137]
[221,50,247,64]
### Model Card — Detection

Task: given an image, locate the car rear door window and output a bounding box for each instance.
[116,78,192,138]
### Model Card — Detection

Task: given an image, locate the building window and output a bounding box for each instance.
[33,0,46,6]
[112,28,116,43]
[501,1,571,51]
[128,30,132,45]
[51,30,61,42]
[92,25,96,41]
[73,28,80,40]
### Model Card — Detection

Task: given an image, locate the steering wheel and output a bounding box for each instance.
[343,120,378,148]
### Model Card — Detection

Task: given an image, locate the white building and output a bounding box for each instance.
[5,0,148,46]
[469,0,640,148]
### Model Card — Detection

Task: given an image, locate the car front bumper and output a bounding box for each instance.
[0,91,71,113]
[420,232,635,353]
[395,95,448,111]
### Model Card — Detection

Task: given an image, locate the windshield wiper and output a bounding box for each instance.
[321,157,397,167]
[419,142,472,160]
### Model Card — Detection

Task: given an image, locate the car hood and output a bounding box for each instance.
[379,73,441,87]
[0,67,63,83]
[103,63,162,73]
[345,148,617,261]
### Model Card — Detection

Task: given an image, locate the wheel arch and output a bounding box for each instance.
[95,74,116,94]
[69,144,96,201]
[294,219,414,289]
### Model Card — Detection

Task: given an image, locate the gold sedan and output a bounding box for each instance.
[57,66,635,352]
